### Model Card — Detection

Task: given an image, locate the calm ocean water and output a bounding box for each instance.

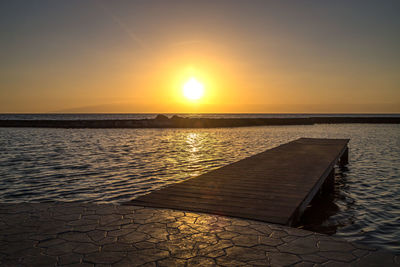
[0,116,399,253]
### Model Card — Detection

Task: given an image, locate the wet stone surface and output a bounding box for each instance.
[0,202,398,266]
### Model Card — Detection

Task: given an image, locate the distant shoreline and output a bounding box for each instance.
[1,115,399,128]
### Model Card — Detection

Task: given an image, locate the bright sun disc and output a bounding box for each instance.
[183,78,204,100]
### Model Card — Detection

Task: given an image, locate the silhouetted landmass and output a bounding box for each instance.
[0,115,399,128]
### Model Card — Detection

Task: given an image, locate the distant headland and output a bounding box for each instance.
[0,115,399,128]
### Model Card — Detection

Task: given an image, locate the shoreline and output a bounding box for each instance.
[1,116,400,128]
[0,202,398,266]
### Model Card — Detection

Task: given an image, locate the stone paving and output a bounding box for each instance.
[0,203,398,267]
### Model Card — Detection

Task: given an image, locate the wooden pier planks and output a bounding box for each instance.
[128,138,349,225]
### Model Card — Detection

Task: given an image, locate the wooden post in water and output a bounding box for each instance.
[321,145,348,194]
[322,169,335,194]
[340,147,349,165]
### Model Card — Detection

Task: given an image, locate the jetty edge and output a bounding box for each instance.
[127,138,349,226]
[0,115,399,128]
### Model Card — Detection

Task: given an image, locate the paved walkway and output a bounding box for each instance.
[0,203,398,266]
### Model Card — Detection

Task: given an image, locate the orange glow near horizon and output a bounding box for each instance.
[182,78,205,101]
[1,2,399,113]
[164,61,232,113]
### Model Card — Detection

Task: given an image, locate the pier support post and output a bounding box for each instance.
[322,169,335,194]
[340,147,349,165]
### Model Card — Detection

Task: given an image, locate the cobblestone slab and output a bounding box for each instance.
[0,203,397,266]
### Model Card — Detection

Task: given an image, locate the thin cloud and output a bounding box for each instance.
[170,40,204,47]
[96,1,147,50]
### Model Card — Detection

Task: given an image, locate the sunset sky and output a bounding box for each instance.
[1,0,399,113]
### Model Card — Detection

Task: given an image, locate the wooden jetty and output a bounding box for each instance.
[128,138,349,225]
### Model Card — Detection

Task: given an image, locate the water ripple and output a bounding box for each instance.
[0,125,399,252]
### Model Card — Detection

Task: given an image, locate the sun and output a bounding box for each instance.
[183,78,204,100]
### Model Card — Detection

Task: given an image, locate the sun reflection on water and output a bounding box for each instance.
[185,132,204,177]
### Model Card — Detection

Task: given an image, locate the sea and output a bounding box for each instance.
[0,113,399,253]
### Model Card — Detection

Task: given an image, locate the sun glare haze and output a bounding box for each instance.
[0,1,399,113]
[183,78,204,101]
